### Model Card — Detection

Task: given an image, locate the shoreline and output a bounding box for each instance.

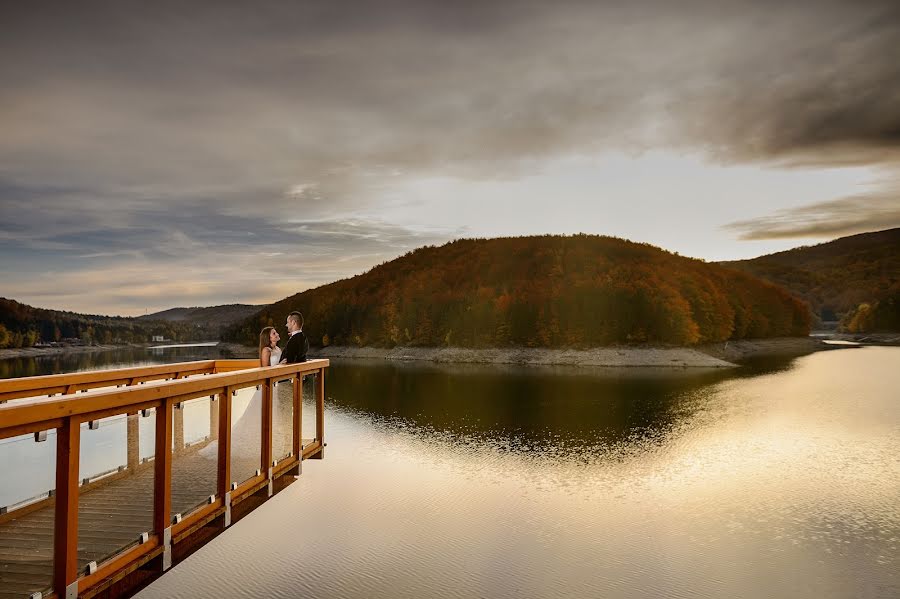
[0,336,851,367]
[310,345,736,368]
[308,337,842,368]
[0,344,127,360]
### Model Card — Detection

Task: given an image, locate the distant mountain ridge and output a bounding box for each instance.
[0,299,262,349]
[225,234,811,349]
[140,304,262,324]
[720,228,899,331]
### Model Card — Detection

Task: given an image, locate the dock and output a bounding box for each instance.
[0,359,329,599]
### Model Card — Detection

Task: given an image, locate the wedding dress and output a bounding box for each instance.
[199,347,281,460]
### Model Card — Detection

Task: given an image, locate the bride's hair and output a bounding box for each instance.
[258,326,276,358]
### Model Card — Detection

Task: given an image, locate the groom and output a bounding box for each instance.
[280,311,309,363]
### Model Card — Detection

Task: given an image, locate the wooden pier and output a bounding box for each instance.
[0,359,328,599]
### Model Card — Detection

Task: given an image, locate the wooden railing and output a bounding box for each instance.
[0,359,328,599]
[0,359,269,404]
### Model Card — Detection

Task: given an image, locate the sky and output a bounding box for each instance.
[1,0,898,316]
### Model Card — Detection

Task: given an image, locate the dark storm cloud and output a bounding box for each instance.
[3,0,898,192]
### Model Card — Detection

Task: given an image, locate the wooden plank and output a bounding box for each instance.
[53,416,80,598]
[77,536,160,592]
[0,417,63,441]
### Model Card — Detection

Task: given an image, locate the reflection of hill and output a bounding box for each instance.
[720,228,900,330]
[227,235,810,348]
[324,360,741,450]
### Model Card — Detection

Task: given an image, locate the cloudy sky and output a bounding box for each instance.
[2,0,898,315]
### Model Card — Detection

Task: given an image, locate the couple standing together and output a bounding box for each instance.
[201,311,308,462]
[259,311,309,367]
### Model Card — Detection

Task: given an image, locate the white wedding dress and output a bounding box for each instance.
[200,347,281,460]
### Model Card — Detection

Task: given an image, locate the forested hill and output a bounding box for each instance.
[720,228,899,332]
[225,235,811,348]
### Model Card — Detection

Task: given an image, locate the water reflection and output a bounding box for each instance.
[325,359,783,453]
[0,344,238,380]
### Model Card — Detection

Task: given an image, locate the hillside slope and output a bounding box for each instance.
[226,235,810,348]
[720,228,899,330]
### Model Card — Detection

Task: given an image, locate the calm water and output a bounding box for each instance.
[4,346,899,598]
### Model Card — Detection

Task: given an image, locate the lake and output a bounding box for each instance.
[2,345,898,598]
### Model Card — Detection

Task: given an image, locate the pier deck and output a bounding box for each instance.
[0,359,328,599]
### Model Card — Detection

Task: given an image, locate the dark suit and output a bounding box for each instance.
[282,330,309,363]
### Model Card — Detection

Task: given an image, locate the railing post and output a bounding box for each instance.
[291,375,303,473]
[154,400,173,571]
[314,368,325,459]
[53,416,80,599]
[127,412,139,472]
[261,378,273,496]
[217,386,232,526]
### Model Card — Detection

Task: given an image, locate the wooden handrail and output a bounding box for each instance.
[0,359,220,403]
[0,358,328,598]
[0,360,328,432]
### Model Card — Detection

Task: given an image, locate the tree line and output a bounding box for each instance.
[0,297,209,348]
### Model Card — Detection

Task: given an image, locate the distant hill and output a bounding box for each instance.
[0,297,209,348]
[720,228,900,331]
[140,304,262,325]
[224,235,810,349]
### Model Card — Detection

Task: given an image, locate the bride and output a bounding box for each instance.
[200,327,281,460]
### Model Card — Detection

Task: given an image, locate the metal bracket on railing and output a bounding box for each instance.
[85,560,98,575]
[34,430,48,442]
[267,467,274,497]
[210,394,217,401]
[65,581,78,599]
[230,482,238,491]
[208,494,216,505]
[163,526,172,571]
[88,420,99,430]
[255,468,261,478]
[173,513,182,525]
[174,402,183,410]
[138,531,149,544]
[29,591,43,599]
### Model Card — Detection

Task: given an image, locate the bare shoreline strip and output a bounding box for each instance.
[311,345,737,368]
[307,337,841,368]
[0,337,840,367]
